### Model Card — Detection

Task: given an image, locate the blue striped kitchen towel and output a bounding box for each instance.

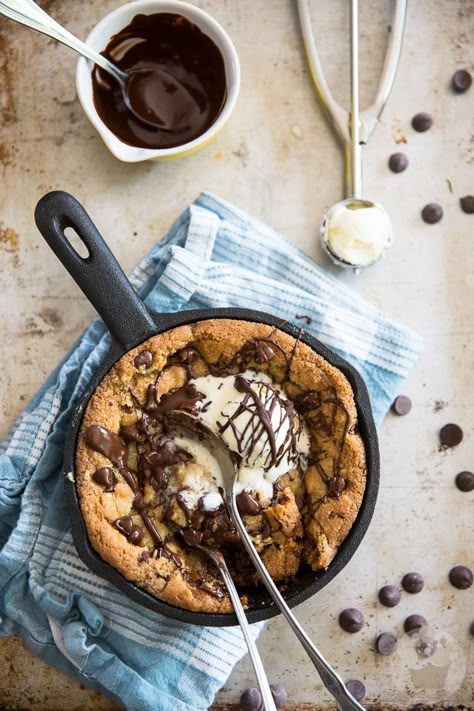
[0,192,422,711]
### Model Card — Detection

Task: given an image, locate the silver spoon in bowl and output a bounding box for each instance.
[168,411,366,711]
[0,0,197,130]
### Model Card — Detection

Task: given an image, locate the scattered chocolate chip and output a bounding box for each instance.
[388,152,409,173]
[270,682,288,709]
[346,680,366,702]
[404,614,428,635]
[92,466,116,492]
[451,69,472,93]
[460,195,474,214]
[115,516,134,536]
[128,525,144,545]
[439,423,463,448]
[376,632,398,656]
[402,572,424,594]
[339,608,364,633]
[134,350,153,368]
[392,395,412,416]
[421,202,443,224]
[378,585,401,608]
[470,621,474,637]
[455,471,474,492]
[236,490,262,515]
[240,687,263,711]
[449,565,473,590]
[327,476,346,498]
[412,112,432,132]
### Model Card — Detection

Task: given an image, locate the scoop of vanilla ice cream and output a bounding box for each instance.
[192,371,309,499]
[324,201,393,267]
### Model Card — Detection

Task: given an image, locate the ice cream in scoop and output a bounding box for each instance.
[322,199,393,268]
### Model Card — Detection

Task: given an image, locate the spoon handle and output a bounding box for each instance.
[206,550,277,711]
[0,0,126,85]
[229,494,365,711]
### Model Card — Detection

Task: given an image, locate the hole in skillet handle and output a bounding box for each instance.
[64,226,90,260]
[63,308,380,627]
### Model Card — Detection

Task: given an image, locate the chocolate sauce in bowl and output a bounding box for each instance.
[92,13,227,149]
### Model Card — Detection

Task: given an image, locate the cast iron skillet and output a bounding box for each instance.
[34,190,379,627]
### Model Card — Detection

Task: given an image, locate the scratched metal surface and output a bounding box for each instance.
[0,0,473,709]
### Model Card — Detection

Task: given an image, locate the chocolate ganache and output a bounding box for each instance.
[92,13,227,149]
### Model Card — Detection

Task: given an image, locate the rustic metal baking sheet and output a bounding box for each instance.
[0,0,472,708]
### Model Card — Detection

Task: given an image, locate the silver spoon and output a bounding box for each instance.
[179,531,276,711]
[168,411,366,711]
[0,0,197,130]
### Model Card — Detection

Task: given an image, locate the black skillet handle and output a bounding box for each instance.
[35,191,157,350]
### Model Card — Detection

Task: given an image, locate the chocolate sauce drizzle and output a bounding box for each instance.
[294,385,351,490]
[218,375,297,470]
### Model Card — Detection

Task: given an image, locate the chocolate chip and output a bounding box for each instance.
[451,69,472,93]
[240,688,263,711]
[115,516,134,536]
[254,342,276,364]
[182,527,203,547]
[376,632,398,656]
[455,471,474,492]
[421,202,443,224]
[339,608,364,633]
[346,680,366,702]
[404,614,428,635]
[378,585,401,608]
[388,152,409,173]
[392,395,412,416]
[128,525,144,545]
[439,423,463,448]
[176,346,199,364]
[460,195,474,214]
[402,572,424,594]
[92,466,116,492]
[134,350,153,368]
[270,682,288,709]
[294,391,320,411]
[327,476,346,498]
[412,112,432,132]
[449,565,473,590]
[470,621,474,637]
[236,490,262,515]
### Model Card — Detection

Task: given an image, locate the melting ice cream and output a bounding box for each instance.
[188,370,310,500]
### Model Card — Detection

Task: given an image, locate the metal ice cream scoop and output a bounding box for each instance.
[297,0,407,270]
[168,411,366,711]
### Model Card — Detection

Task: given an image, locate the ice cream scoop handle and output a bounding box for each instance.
[229,493,365,711]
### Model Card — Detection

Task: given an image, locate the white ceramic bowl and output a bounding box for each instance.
[76,0,240,162]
